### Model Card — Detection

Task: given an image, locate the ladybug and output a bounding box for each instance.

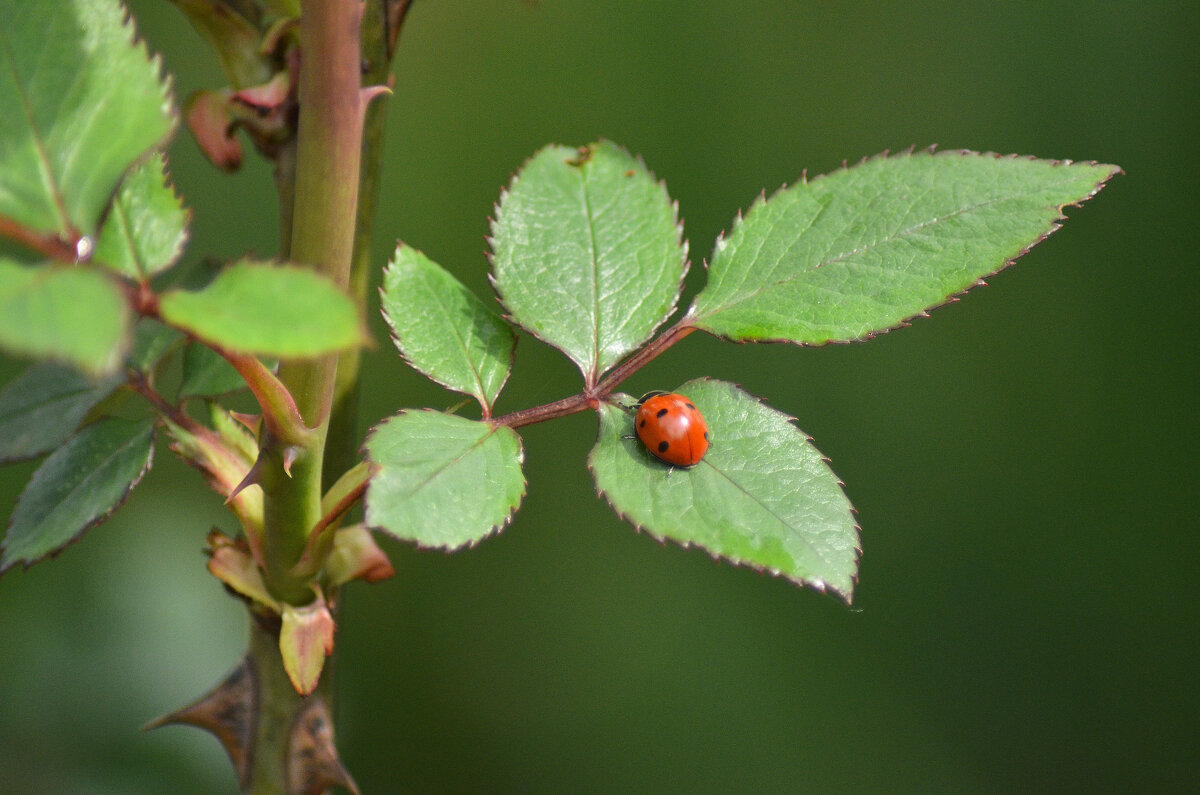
[634,391,709,467]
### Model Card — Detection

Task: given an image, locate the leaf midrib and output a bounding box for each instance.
[696,174,1085,321]
[7,421,151,558]
[0,22,74,237]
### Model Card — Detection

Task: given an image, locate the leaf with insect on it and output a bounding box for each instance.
[590,379,859,601]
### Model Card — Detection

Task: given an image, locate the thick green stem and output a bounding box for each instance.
[244,613,347,795]
[245,616,305,795]
[321,0,399,492]
[263,0,366,605]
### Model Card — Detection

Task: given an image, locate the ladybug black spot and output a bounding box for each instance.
[658,441,670,453]
[656,408,669,418]
[685,402,696,410]
[704,431,709,441]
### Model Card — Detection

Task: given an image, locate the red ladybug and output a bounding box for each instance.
[634,391,709,467]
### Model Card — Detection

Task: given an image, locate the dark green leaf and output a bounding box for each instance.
[1,417,155,571]
[0,0,174,238]
[93,152,189,279]
[691,150,1120,343]
[0,259,130,374]
[490,141,686,384]
[365,411,525,550]
[381,244,514,412]
[179,342,247,399]
[0,362,122,462]
[126,318,184,373]
[590,379,859,600]
[158,261,366,358]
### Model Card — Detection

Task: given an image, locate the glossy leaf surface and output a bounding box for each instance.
[0,0,173,237]
[691,150,1120,343]
[490,141,686,383]
[382,244,514,412]
[93,153,188,279]
[365,411,524,550]
[158,261,365,358]
[590,379,859,600]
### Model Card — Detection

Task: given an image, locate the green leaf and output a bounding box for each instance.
[0,259,131,374]
[179,342,247,399]
[321,460,371,518]
[0,0,174,238]
[158,261,365,358]
[0,362,122,463]
[365,411,525,550]
[590,379,859,600]
[1,417,155,572]
[381,244,515,412]
[490,140,686,384]
[126,317,184,373]
[690,150,1120,344]
[93,152,189,279]
[164,0,272,89]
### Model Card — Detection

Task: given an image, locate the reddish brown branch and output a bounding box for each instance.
[0,214,79,262]
[493,319,699,429]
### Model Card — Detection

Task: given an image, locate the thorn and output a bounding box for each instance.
[288,697,359,795]
[228,453,266,502]
[144,657,256,787]
[360,84,391,109]
[282,446,301,477]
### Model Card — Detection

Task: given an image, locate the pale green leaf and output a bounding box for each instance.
[590,379,859,600]
[0,258,131,374]
[490,140,686,383]
[0,361,122,462]
[0,0,174,237]
[382,244,514,412]
[1,417,155,571]
[158,261,365,358]
[321,460,371,518]
[365,411,525,550]
[691,150,1120,343]
[93,152,188,279]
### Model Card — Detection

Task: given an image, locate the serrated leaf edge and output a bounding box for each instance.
[94,152,192,278]
[691,146,1121,345]
[380,243,516,413]
[486,140,690,383]
[362,409,527,552]
[0,418,155,572]
[589,379,861,602]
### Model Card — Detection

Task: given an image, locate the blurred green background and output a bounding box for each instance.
[2,1,1196,792]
